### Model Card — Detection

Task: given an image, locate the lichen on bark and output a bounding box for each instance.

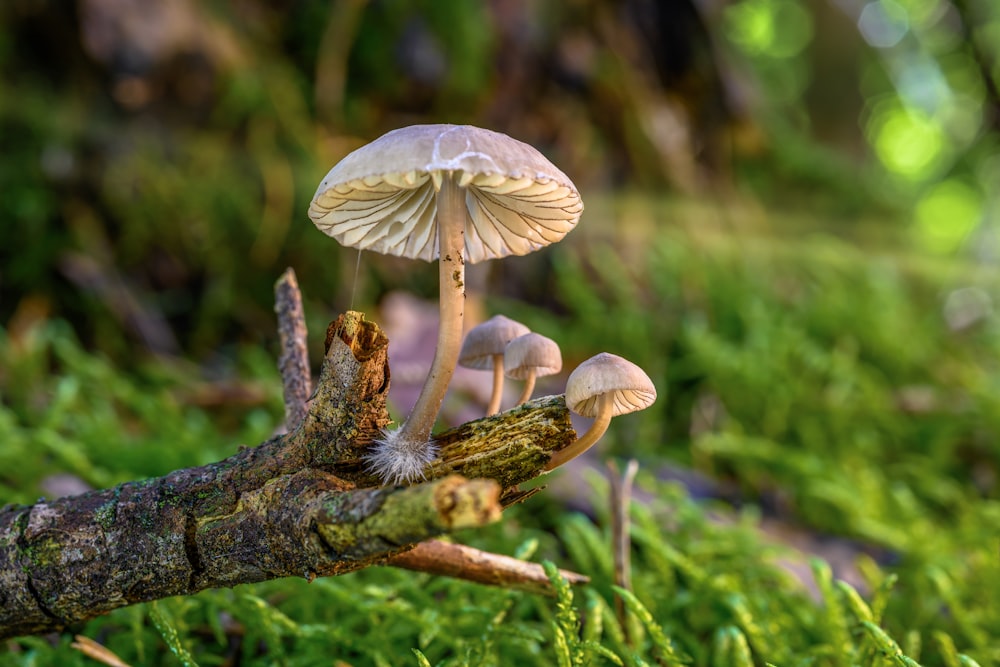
[0,310,575,640]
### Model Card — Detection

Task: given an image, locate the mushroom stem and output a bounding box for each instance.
[544,392,614,471]
[398,176,466,445]
[486,355,504,416]
[515,372,536,406]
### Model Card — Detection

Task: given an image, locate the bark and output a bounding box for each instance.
[0,311,575,640]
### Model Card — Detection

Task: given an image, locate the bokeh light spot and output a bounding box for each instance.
[858,0,910,49]
[913,179,981,253]
[869,107,944,178]
[724,0,813,59]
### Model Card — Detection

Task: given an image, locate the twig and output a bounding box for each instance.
[608,458,639,645]
[274,268,311,430]
[388,540,589,596]
[0,470,500,640]
[274,277,570,589]
[1,311,574,640]
[70,635,133,667]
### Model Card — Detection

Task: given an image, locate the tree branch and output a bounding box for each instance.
[270,276,586,594]
[0,310,575,640]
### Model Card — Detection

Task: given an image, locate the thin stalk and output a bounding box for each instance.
[398,176,466,444]
[515,372,537,406]
[544,392,614,471]
[609,458,640,646]
[486,356,504,416]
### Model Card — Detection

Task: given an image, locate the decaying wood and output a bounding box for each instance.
[273,274,586,596]
[0,310,576,640]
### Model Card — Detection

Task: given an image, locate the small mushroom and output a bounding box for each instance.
[504,332,562,406]
[545,353,656,471]
[309,125,582,483]
[459,315,531,416]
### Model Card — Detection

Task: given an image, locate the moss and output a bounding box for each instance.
[93,499,117,533]
[3,225,1000,664]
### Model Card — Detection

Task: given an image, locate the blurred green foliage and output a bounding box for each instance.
[0,320,281,502]
[2,0,998,363]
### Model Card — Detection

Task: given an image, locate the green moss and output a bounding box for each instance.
[93,499,117,533]
[4,219,1000,665]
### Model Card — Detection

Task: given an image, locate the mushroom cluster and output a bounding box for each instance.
[309,124,582,484]
[309,123,655,484]
[458,320,564,416]
[459,315,530,416]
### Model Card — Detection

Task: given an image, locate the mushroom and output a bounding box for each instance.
[545,353,656,471]
[458,315,531,416]
[309,124,582,483]
[503,332,562,406]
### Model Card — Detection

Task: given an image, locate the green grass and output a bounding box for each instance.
[3,215,1000,665]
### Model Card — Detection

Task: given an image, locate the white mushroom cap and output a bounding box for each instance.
[308,124,583,264]
[565,353,657,418]
[504,333,562,379]
[459,315,531,370]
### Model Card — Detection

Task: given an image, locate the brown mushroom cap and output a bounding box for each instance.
[565,353,657,418]
[307,124,583,263]
[503,333,562,379]
[459,315,531,370]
